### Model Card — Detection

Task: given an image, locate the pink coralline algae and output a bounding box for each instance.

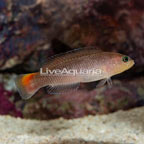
[0,83,22,117]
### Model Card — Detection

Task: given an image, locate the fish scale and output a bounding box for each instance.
[15,48,135,99]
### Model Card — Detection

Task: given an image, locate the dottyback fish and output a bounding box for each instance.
[15,48,134,99]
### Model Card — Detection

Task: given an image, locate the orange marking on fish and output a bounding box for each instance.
[22,73,36,86]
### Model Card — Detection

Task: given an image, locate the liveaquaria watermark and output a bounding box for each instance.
[40,68,102,76]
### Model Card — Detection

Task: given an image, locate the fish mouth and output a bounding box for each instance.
[131,60,135,66]
[128,60,135,68]
[124,59,135,71]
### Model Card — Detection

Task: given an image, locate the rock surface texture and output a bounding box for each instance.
[0,107,144,144]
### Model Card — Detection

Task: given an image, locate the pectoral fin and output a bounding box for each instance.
[107,78,113,88]
[96,79,107,88]
[96,78,113,88]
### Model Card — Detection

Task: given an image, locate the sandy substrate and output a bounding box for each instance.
[0,107,144,144]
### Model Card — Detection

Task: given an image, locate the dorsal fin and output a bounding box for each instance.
[40,46,102,70]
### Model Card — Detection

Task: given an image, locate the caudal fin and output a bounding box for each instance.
[15,73,39,100]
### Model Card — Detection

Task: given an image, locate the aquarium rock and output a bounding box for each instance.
[0,107,144,144]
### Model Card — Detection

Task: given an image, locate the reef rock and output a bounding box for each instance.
[1,0,144,72]
[0,0,88,70]
[23,78,144,120]
[0,83,22,117]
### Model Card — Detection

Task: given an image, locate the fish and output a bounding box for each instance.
[15,48,135,99]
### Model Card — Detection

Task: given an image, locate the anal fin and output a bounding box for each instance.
[45,83,80,95]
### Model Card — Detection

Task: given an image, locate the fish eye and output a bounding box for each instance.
[122,56,129,63]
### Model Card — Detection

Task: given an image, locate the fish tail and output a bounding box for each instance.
[15,73,39,100]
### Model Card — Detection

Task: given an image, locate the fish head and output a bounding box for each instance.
[110,53,135,76]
